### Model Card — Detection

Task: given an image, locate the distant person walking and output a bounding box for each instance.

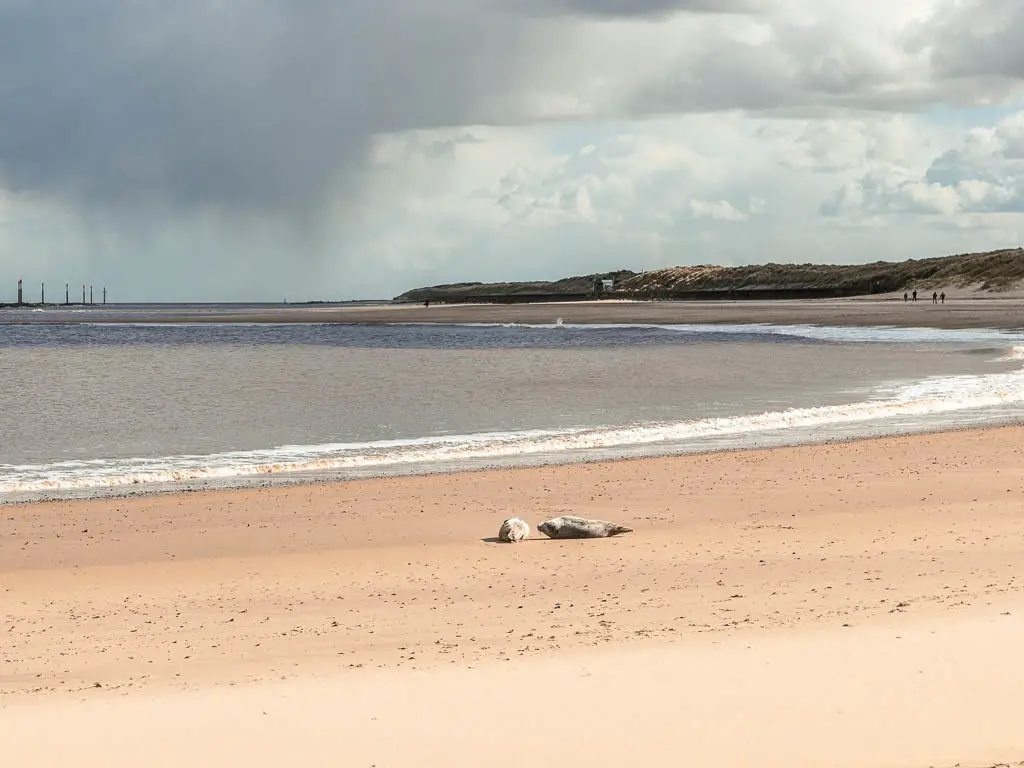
[912,289,918,302]
[932,291,938,304]
[903,291,908,303]
[940,291,946,304]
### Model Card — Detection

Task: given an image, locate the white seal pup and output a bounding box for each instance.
[537,515,633,539]
[497,517,530,543]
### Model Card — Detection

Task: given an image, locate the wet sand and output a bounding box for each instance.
[9,294,1024,329]
[3,426,1024,766]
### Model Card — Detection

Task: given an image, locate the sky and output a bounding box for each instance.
[1,0,1024,302]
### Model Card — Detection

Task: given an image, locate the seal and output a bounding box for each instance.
[497,517,530,543]
[536,515,633,539]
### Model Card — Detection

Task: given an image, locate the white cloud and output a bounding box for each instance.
[689,199,749,221]
[822,110,1024,221]
[782,115,936,174]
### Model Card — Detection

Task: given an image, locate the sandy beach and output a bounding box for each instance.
[3,425,1024,766]
[9,294,1024,329]
[267,294,1024,329]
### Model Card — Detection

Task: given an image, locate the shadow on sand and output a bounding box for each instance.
[479,536,549,544]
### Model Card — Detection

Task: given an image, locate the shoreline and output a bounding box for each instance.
[4,424,1024,765]
[4,415,1022,506]
[5,295,1024,329]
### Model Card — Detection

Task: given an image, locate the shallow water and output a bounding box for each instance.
[2,321,1023,501]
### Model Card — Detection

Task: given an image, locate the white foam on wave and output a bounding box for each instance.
[468,321,1024,346]
[4,364,1024,496]
[662,322,1024,345]
[995,345,1024,362]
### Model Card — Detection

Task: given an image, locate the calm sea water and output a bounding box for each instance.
[2,317,1024,502]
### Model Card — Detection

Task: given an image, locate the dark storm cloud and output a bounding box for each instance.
[1,0,1000,225]
[624,21,945,117]
[911,0,1024,80]
[0,0,540,215]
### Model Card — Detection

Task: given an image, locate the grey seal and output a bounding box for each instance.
[497,517,530,543]
[536,515,633,539]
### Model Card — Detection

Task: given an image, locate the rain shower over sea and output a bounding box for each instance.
[3,317,1024,503]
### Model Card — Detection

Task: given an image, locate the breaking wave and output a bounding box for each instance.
[3,364,1024,497]
[462,321,1024,346]
[995,345,1024,362]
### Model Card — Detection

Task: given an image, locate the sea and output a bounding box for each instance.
[2,304,1024,504]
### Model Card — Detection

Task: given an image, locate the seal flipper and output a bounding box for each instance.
[609,525,633,536]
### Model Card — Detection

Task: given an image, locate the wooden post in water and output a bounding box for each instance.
[17,279,23,306]
[82,284,86,304]
[41,282,45,305]
[103,287,107,305]
[65,283,69,305]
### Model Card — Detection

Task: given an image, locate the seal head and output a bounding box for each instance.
[497,517,530,543]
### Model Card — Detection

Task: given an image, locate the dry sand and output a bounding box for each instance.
[3,426,1024,766]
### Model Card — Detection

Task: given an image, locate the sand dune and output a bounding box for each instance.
[3,426,1024,765]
